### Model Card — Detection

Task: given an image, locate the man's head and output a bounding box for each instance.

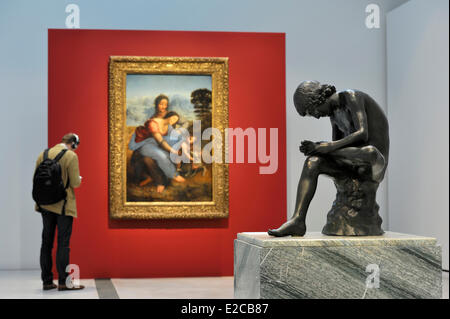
[293,81,336,118]
[62,133,80,151]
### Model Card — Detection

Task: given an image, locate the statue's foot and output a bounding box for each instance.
[268,218,306,237]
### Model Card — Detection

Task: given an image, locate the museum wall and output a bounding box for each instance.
[45,29,285,278]
[0,0,410,271]
[387,0,449,269]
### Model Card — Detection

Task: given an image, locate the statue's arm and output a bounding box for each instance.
[331,122,342,141]
[328,92,369,151]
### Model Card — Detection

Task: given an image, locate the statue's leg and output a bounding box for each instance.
[321,146,386,236]
[293,156,345,220]
[268,156,343,237]
[329,146,386,183]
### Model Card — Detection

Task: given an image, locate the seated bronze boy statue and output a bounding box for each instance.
[269,81,389,237]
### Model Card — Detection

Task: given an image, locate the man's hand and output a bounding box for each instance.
[300,140,333,156]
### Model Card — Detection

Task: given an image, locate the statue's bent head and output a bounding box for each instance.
[294,81,336,118]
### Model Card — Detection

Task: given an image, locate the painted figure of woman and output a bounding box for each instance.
[129,94,186,193]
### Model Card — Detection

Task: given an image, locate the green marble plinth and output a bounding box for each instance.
[234,232,442,299]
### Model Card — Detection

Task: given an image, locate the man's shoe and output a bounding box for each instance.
[58,284,85,291]
[43,283,57,291]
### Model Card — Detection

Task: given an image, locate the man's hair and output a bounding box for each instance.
[61,133,78,145]
[293,81,336,116]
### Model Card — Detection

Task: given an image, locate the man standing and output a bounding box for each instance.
[34,133,84,291]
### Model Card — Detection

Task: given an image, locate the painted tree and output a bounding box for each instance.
[191,88,212,129]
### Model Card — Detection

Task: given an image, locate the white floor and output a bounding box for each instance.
[0,270,448,299]
[112,277,234,299]
[0,270,98,299]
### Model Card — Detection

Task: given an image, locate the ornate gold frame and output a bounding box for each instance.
[109,56,229,219]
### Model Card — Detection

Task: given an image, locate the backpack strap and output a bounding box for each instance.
[54,149,68,162]
[61,176,71,216]
[54,149,69,215]
[43,149,50,160]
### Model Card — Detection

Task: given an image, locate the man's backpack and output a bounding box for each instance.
[32,149,69,207]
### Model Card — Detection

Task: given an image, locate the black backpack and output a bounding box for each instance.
[32,149,69,207]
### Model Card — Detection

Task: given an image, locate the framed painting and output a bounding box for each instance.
[109,56,229,219]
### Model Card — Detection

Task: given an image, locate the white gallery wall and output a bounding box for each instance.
[387,0,449,269]
[0,0,418,270]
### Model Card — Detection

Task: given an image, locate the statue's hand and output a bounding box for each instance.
[300,141,333,155]
[299,140,316,155]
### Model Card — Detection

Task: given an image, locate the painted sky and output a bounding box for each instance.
[126,74,212,126]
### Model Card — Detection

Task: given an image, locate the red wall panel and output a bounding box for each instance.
[48,29,286,278]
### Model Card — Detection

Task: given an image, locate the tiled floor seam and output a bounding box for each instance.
[95,278,120,299]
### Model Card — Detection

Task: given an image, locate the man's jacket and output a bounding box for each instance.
[34,144,81,217]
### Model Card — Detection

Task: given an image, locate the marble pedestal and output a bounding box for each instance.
[234,232,442,299]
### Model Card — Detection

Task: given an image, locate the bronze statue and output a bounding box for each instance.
[268,81,389,237]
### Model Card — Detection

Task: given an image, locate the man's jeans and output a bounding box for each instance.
[39,209,73,285]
